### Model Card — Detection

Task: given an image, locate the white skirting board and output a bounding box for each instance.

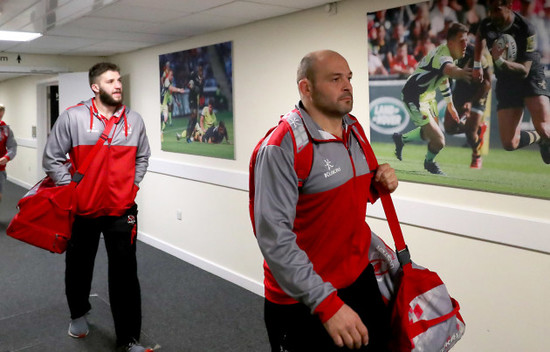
[138,231,265,297]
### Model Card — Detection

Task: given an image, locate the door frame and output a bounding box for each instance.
[36,77,59,181]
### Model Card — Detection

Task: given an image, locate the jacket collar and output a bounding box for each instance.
[86,98,129,137]
[90,97,125,123]
[296,101,355,142]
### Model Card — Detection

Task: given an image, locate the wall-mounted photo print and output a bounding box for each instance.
[367,0,550,199]
[159,41,234,159]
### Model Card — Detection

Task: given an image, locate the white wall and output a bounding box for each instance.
[1,0,549,351]
[0,56,103,186]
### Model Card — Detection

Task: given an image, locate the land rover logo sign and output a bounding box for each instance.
[369,97,409,135]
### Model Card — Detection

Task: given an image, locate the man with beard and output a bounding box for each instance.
[43,63,152,352]
[250,50,398,351]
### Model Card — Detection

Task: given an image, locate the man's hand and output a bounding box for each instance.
[458,67,473,83]
[0,157,8,166]
[323,304,369,349]
[447,102,460,124]
[491,40,506,61]
[472,67,483,82]
[373,163,398,194]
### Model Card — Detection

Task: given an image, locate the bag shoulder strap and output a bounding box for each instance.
[356,126,411,267]
[70,116,116,185]
[248,109,312,235]
[249,109,313,189]
[281,109,313,187]
[0,121,8,140]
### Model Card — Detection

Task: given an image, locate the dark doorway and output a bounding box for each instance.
[48,85,59,129]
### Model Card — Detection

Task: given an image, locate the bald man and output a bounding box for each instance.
[251,50,398,351]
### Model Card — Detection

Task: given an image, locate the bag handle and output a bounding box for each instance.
[408,298,461,339]
[70,116,117,185]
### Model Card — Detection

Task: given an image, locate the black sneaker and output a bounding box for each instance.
[424,160,446,175]
[539,139,550,164]
[393,133,404,161]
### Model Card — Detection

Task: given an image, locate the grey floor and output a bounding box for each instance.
[0,181,269,352]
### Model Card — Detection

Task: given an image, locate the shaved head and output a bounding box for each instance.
[297,50,345,84]
[296,50,353,120]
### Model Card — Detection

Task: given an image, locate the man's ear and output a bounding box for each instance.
[298,79,311,98]
[91,84,100,93]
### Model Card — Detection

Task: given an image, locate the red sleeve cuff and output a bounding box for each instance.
[314,291,344,323]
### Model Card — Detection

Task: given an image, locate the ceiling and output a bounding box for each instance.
[0,0,339,80]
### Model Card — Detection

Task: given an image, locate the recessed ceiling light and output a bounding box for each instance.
[0,30,42,42]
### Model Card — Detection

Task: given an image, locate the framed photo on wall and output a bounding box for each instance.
[159,41,234,159]
[367,1,550,199]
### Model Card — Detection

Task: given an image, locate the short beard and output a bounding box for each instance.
[99,88,122,107]
[311,91,353,118]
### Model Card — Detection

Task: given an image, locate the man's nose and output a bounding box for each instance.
[343,79,352,91]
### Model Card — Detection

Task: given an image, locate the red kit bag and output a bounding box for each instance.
[359,139,464,351]
[379,193,465,352]
[390,263,464,352]
[7,117,116,254]
[7,177,76,253]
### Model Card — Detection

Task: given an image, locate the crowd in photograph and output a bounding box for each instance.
[367,0,550,79]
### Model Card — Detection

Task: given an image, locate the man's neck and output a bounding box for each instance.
[497,12,514,32]
[95,98,118,119]
[302,104,344,139]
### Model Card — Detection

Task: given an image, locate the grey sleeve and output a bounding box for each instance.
[42,111,73,185]
[253,138,335,312]
[133,116,150,185]
[5,127,17,160]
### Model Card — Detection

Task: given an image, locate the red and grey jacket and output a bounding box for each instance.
[250,103,379,323]
[0,121,17,172]
[43,98,150,218]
